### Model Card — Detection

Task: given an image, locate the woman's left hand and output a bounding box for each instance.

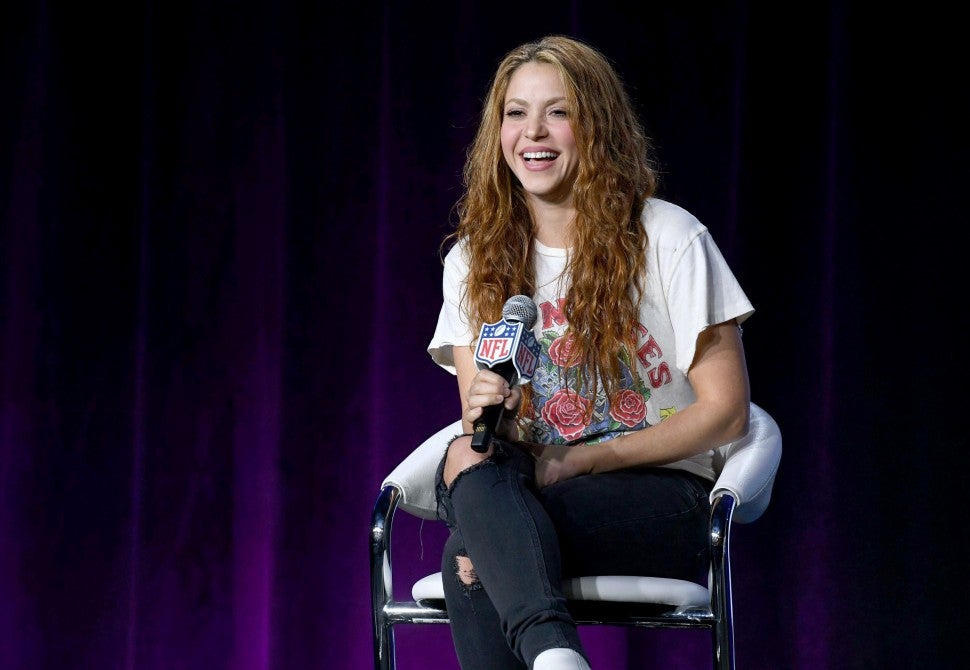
[521,442,594,488]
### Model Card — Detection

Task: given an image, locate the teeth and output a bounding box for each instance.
[523,151,558,160]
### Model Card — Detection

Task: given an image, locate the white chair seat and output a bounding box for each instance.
[412,572,710,610]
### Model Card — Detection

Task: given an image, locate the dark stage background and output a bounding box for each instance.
[2,1,966,668]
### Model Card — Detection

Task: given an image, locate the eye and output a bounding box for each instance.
[505,109,525,118]
[550,108,569,118]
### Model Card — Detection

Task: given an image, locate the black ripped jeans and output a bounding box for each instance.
[435,437,712,670]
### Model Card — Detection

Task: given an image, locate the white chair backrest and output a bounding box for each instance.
[382,421,460,520]
[710,402,782,524]
[384,402,782,524]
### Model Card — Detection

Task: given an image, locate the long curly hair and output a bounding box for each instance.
[444,35,658,417]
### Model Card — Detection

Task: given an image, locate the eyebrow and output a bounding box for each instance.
[504,96,567,106]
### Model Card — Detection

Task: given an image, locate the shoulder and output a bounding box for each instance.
[442,236,470,270]
[640,198,709,247]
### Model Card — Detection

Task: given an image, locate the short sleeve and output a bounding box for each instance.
[427,241,475,374]
[665,228,754,375]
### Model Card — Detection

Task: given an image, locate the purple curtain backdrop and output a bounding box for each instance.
[2,1,966,668]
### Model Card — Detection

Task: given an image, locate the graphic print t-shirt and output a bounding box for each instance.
[428,198,754,481]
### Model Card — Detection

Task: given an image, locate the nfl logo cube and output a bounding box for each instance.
[475,319,540,382]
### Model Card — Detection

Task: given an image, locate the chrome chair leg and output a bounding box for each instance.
[710,494,735,670]
[371,486,399,670]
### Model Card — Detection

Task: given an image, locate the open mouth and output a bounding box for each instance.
[522,151,559,162]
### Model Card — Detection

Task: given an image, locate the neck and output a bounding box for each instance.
[529,199,575,249]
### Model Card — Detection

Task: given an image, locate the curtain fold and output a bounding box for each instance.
[1,2,965,668]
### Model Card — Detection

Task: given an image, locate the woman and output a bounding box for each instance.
[428,35,753,670]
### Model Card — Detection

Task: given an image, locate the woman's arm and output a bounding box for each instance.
[530,320,750,486]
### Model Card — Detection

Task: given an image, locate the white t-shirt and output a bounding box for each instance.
[428,198,754,481]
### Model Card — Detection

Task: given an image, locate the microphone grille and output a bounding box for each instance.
[502,295,538,328]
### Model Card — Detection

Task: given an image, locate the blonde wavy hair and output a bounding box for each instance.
[444,35,658,416]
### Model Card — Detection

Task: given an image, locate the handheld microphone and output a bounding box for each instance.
[470,295,541,452]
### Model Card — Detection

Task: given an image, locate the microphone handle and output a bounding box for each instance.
[470,361,518,453]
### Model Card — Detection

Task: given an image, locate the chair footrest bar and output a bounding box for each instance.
[385,599,717,629]
[384,601,449,624]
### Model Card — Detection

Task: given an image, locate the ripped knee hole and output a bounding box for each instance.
[454,555,479,586]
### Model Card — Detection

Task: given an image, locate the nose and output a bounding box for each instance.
[524,115,547,140]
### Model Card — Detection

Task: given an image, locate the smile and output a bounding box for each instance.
[522,151,559,161]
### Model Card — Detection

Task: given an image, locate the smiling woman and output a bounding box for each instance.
[426,35,754,670]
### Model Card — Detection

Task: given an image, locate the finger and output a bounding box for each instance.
[467,390,509,410]
[476,368,508,385]
[468,377,510,403]
[504,386,522,410]
[469,374,509,394]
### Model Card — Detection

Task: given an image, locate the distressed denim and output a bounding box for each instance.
[435,437,712,670]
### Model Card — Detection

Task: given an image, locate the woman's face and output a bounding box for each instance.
[500,62,579,208]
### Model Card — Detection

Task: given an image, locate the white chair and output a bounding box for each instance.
[370,402,782,669]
